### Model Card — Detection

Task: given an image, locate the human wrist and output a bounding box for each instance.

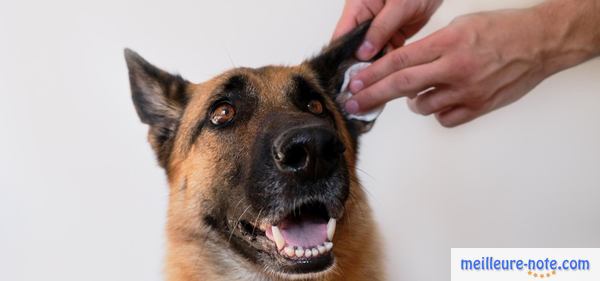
[532,0,600,76]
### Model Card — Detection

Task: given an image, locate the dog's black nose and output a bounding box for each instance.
[273,126,345,179]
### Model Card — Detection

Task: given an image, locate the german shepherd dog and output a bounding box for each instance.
[125,22,383,281]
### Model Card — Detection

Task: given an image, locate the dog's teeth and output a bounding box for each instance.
[281,245,329,258]
[317,245,326,254]
[295,247,304,257]
[271,226,285,251]
[327,218,336,241]
[284,246,295,257]
[304,249,312,258]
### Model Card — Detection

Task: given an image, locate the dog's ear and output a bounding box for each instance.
[307,21,382,135]
[124,49,189,167]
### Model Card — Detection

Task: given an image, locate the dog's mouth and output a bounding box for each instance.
[265,202,335,259]
[236,201,338,274]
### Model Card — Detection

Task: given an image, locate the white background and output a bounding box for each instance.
[1,0,599,280]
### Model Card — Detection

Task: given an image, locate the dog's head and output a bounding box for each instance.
[125,22,379,279]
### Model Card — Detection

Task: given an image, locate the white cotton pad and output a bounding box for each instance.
[336,62,384,122]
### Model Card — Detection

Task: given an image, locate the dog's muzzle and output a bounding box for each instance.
[262,125,345,260]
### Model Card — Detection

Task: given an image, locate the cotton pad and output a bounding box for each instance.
[336,62,384,122]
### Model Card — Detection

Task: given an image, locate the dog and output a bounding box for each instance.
[124,22,383,281]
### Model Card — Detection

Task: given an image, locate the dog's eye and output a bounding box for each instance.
[210,102,236,126]
[307,100,323,115]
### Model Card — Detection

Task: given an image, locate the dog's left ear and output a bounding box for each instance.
[307,21,381,134]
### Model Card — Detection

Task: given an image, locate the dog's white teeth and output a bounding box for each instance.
[317,245,326,254]
[304,249,312,258]
[271,226,285,251]
[284,246,295,257]
[280,244,334,258]
[327,218,336,241]
[311,248,319,257]
[295,247,304,257]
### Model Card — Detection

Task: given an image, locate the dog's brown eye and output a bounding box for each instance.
[307,100,323,115]
[210,102,236,125]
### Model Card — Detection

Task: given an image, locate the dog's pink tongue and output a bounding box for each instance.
[280,220,327,248]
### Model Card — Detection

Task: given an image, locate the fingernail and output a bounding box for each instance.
[349,80,364,93]
[345,100,359,114]
[356,41,374,60]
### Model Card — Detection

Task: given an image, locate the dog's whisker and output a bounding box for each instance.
[354,166,376,180]
[348,174,376,201]
[347,163,378,182]
[251,208,264,236]
[231,198,245,216]
[223,46,237,68]
[228,205,252,243]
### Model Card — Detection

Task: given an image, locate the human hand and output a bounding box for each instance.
[332,0,442,60]
[346,6,584,127]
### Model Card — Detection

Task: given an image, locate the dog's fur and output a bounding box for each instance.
[125,22,383,281]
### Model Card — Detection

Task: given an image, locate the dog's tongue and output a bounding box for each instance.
[281,220,328,247]
[267,218,328,248]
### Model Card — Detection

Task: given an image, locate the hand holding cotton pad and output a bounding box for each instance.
[336,62,384,122]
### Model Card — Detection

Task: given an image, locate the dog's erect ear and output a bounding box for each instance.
[307,21,382,134]
[124,48,189,167]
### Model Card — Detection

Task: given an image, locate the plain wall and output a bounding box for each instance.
[1,0,598,280]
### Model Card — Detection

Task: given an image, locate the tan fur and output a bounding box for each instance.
[152,65,382,281]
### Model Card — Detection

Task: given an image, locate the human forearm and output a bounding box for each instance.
[534,0,600,76]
